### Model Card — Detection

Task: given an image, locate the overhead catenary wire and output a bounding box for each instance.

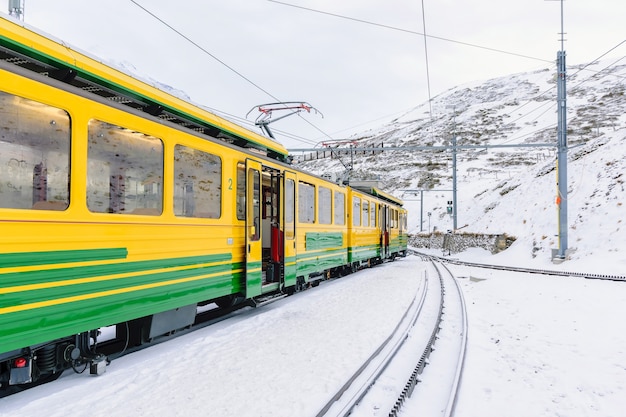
[475,40,626,146]
[131,0,625,151]
[268,0,553,65]
[266,0,564,147]
[131,0,556,147]
[128,1,278,103]
[420,0,434,141]
[270,1,626,146]
[129,0,324,146]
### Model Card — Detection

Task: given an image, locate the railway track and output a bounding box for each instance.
[411,249,626,282]
[318,248,624,416]
[4,257,471,414]
[318,258,468,417]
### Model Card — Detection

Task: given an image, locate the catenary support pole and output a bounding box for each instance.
[555,0,568,259]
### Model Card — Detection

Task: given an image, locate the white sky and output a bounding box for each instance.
[13,0,626,148]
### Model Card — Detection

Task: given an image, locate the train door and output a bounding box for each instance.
[282,171,297,288]
[380,204,390,259]
[245,159,262,298]
[263,168,282,286]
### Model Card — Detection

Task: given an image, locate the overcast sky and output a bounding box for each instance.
[11,0,626,148]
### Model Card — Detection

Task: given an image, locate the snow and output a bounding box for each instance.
[2,27,626,415]
[2,254,625,417]
[1,261,423,417]
[295,59,626,276]
[450,258,626,417]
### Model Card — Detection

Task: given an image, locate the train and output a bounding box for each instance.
[0,15,407,394]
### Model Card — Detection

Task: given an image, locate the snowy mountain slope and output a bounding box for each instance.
[296,59,626,271]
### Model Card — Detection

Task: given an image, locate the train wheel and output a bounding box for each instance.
[295,276,306,292]
[215,294,243,309]
[285,276,306,296]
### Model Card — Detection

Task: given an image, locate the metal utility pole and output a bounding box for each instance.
[452,133,458,231]
[447,105,458,231]
[555,0,568,259]
[8,0,24,20]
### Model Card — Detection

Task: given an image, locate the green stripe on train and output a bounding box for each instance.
[0,260,242,307]
[0,247,128,268]
[305,232,343,251]
[349,245,380,262]
[0,265,245,353]
[0,252,232,289]
[296,248,348,277]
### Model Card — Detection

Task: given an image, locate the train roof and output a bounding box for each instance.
[370,188,404,207]
[350,183,403,207]
[0,15,289,162]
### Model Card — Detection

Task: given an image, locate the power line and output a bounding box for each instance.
[268,0,553,64]
[477,40,626,146]
[130,1,626,151]
[420,0,434,138]
[269,0,626,146]
[129,0,324,146]
[129,1,278,102]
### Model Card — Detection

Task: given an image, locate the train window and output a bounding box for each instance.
[370,202,376,227]
[0,92,70,210]
[285,178,295,240]
[298,182,315,223]
[363,200,369,227]
[236,163,245,220]
[174,145,222,218]
[352,196,361,226]
[87,120,163,214]
[318,186,331,224]
[334,192,345,225]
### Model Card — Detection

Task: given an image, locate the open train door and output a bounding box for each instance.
[245,159,263,298]
[282,171,298,289]
[380,204,390,259]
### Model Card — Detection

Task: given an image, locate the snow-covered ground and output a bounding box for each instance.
[2,254,624,417]
[448,248,626,417]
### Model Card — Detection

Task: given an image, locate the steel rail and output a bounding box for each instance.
[387,259,469,416]
[387,262,444,416]
[317,272,429,417]
[438,262,469,417]
[412,249,626,282]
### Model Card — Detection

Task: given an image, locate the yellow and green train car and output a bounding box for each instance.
[0,16,406,393]
[347,185,408,268]
[291,170,348,286]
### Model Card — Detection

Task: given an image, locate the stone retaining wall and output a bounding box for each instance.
[408,232,516,255]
